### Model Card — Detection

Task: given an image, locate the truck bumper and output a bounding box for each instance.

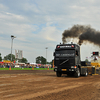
[54,68,77,72]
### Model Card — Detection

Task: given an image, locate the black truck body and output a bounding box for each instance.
[53,43,88,77]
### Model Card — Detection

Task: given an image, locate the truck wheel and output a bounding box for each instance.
[84,71,88,76]
[56,72,62,77]
[74,68,80,78]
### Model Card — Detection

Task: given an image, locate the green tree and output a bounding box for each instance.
[47,61,52,64]
[0,53,2,61]
[85,59,89,63]
[4,54,15,61]
[36,56,46,64]
[18,57,28,63]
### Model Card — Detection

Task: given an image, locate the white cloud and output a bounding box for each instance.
[0,0,100,62]
[0,3,8,10]
[40,26,61,41]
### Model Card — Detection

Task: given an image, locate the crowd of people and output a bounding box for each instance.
[0,62,52,68]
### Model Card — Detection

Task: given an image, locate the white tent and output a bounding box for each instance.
[30,62,37,65]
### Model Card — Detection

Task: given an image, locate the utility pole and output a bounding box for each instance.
[45,47,48,65]
[10,35,16,69]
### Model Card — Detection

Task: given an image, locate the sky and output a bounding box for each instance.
[0,0,100,63]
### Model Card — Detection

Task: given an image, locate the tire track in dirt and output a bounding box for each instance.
[0,70,100,100]
[0,77,93,100]
[2,83,85,100]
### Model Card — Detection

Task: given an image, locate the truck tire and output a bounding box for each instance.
[74,68,80,78]
[84,70,88,76]
[56,72,62,77]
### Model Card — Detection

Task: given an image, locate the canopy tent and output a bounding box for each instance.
[30,62,37,65]
[0,62,4,64]
[37,64,41,66]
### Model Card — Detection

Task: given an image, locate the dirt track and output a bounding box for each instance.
[0,70,100,100]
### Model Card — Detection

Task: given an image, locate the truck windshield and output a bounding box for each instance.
[55,50,75,57]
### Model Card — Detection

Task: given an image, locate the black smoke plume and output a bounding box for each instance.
[62,25,100,46]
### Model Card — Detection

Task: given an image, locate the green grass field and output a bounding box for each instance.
[0,68,54,70]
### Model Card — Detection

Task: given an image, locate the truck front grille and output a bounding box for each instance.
[59,60,70,66]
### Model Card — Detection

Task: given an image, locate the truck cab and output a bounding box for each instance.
[54,43,88,77]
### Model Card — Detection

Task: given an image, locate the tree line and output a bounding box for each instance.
[0,53,52,64]
[0,53,28,63]
[36,56,52,64]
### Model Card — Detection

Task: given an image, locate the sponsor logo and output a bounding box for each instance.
[56,53,74,57]
[60,46,71,48]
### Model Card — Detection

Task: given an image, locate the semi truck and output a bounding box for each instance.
[53,43,89,78]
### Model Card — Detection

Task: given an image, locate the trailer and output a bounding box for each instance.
[53,43,95,78]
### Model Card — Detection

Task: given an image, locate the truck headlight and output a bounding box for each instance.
[54,66,57,68]
[71,66,74,68]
